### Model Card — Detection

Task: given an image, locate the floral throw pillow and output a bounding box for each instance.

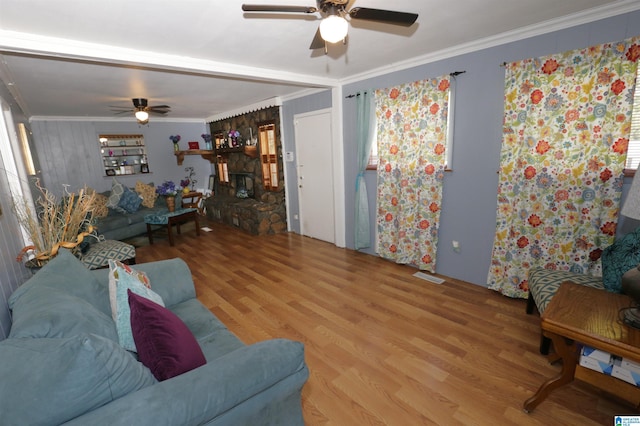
[135,181,158,208]
[108,260,164,352]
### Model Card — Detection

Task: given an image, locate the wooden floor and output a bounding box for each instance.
[135,220,638,425]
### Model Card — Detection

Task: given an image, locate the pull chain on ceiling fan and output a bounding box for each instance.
[242,1,418,52]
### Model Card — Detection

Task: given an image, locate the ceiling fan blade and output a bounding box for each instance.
[242,4,317,13]
[348,7,418,26]
[148,110,169,116]
[309,27,325,50]
[148,105,170,110]
[111,110,132,115]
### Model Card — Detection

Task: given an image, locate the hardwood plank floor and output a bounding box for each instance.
[134,221,637,425]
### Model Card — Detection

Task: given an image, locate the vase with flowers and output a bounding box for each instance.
[156,180,178,212]
[170,135,181,152]
[228,130,240,147]
[201,133,212,150]
[180,179,191,195]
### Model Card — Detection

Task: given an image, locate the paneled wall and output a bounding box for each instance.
[30,120,211,196]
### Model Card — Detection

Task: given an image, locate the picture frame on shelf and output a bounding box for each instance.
[188,141,200,150]
[106,169,116,176]
[141,164,149,173]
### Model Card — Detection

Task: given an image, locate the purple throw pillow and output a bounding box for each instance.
[128,289,206,381]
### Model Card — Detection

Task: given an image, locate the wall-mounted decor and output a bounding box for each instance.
[188,141,200,150]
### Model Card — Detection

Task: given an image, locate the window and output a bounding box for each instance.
[217,156,229,184]
[258,121,279,190]
[625,66,640,174]
[0,98,33,245]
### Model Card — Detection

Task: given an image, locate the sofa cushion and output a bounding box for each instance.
[8,249,111,317]
[135,181,158,208]
[108,260,164,351]
[129,290,206,381]
[9,287,118,341]
[527,267,604,314]
[118,186,143,213]
[601,227,640,293]
[0,334,156,426]
[168,298,245,361]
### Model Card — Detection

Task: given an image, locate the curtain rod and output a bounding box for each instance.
[345,70,467,98]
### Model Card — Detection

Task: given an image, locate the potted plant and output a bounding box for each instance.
[13,179,98,269]
[156,180,178,212]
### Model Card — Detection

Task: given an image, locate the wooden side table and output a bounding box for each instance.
[144,208,200,247]
[524,281,640,412]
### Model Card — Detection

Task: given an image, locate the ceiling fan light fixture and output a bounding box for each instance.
[134,110,149,122]
[319,15,348,44]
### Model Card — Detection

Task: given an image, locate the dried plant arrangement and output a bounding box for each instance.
[13,179,98,267]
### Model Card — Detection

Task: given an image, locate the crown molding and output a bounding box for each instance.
[341,0,640,85]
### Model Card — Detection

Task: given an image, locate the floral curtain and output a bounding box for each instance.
[375,76,450,272]
[488,37,640,298]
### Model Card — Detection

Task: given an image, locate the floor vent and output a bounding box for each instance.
[412,271,445,284]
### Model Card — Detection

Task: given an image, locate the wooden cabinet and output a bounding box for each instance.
[99,134,149,176]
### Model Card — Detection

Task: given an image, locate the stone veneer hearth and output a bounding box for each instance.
[204,106,287,235]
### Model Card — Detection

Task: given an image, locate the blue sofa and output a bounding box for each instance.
[0,250,309,425]
[93,192,179,242]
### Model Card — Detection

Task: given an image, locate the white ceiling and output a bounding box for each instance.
[0,0,639,122]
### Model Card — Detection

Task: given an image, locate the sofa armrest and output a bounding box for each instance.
[92,257,196,307]
[63,338,308,426]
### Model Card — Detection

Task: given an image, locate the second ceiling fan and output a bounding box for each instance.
[110,98,171,124]
[242,1,418,52]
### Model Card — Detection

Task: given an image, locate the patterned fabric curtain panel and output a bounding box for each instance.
[375,76,450,272]
[488,37,640,298]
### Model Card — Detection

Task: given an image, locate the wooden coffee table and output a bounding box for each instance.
[144,207,200,247]
[524,281,640,412]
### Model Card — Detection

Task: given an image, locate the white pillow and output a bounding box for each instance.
[108,260,164,352]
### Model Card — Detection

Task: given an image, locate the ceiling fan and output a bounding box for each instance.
[241,1,418,52]
[110,98,171,124]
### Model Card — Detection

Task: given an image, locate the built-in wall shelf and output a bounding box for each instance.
[174,150,215,165]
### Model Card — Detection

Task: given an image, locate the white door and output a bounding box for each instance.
[294,109,335,243]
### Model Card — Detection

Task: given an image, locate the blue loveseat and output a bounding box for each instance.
[0,250,309,425]
[93,190,181,242]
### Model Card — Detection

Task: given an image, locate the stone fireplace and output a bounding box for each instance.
[204,106,287,235]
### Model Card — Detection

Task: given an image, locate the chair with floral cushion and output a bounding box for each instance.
[526,227,640,354]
